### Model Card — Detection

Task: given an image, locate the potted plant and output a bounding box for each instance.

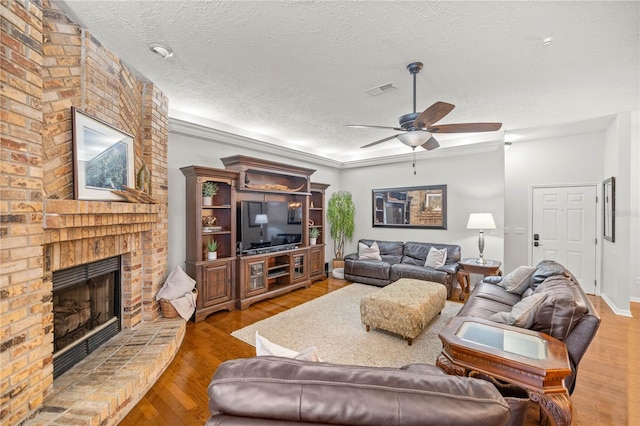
[309,227,320,245]
[326,190,355,269]
[206,239,218,260]
[202,181,218,206]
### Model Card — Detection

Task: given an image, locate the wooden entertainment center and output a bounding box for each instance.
[181,156,328,321]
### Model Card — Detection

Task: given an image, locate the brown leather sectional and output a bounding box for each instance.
[457,260,600,393]
[343,239,461,298]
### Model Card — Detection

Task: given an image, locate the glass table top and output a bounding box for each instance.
[457,321,548,360]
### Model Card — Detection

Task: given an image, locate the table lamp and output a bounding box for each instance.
[466,213,496,264]
[255,214,268,242]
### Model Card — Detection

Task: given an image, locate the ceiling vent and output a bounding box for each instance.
[366,82,398,96]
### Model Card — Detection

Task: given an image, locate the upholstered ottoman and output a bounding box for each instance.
[360,278,447,345]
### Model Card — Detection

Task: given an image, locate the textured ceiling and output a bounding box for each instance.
[56,1,639,163]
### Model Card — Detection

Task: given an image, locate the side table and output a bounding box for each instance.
[456,258,501,300]
[437,316,572,426]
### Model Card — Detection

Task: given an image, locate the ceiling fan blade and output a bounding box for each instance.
[428,122,502,133]
[413,101,455,128]
[421,136,440,151]
[360,134,400,148]
[347,124,403,131]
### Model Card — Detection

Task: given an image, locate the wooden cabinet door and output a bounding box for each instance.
[245,259,267,297]
[202,261,232,307]
[309,245,324,279]
[291,251,307,283]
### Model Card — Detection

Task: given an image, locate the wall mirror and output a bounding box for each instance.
[372,185,447,229]
[603,177,615,242]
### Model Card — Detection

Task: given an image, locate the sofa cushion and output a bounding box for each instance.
[358,241,382,261]
[488,292,548,328]
[156,264,196,301]
[208,357,511,426]
[531,274,588,340]
[358,239,404,264]
[468,281,522,307]
[500,266,536,295]
[530,259,570,290]
[345,258,391,281]
[255,332,321,362]
[401,242,461,266]
[425,247,447,269]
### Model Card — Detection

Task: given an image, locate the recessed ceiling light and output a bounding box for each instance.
[148,43,174,59]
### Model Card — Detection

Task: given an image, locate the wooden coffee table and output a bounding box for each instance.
[437,316,572,426]
[456,258,501,300]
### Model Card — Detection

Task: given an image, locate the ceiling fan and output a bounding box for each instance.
[347,62,502,151]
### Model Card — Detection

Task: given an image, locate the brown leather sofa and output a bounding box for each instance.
[207,356,530,426]
[457,260,600,393]
[343,240,461,298]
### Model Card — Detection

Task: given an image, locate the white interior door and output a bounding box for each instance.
[531,185,597,294]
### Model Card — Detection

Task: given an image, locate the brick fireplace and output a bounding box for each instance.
[1,1,172,424]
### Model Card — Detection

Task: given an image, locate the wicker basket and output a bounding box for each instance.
[160,288,198,319]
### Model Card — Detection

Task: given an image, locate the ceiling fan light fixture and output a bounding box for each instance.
[397,131,432,147]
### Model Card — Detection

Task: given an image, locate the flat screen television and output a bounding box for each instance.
[237,201,302,254]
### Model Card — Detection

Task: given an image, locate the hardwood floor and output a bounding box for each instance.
[120,278,639,426]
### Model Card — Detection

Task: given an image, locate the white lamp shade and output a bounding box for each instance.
[466,213,496,230]
[397,131,432,147]
[254,214,269,225]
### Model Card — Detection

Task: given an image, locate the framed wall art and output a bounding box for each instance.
[603,176,615,242]
[372,185,447,229]
[72,107,134,201]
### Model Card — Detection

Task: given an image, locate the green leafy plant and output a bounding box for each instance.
[206,239,218,252]
[326,190,355,260]
[202,181,218,197]
[309,227,320,238]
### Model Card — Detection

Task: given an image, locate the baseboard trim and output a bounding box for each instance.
[600,293,633,317]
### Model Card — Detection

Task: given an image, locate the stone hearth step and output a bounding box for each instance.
[24,318,185,426]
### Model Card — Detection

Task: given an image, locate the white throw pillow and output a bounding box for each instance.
[500,266,536,295]
[255,332,322,362]
[424,247,447,269]
[488,292,548,328]
[156,265,196,301]
[359,241,382,261]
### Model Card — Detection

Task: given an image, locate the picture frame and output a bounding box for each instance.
[372,185,447,229]
[603,176,615,242]
[72,107,134,201]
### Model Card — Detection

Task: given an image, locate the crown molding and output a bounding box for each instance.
[169,117,503,170]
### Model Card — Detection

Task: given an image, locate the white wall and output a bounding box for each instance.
[503,131,604,273]
[167,130,341,272]
[601,111,639,314]
[339,147,505,265]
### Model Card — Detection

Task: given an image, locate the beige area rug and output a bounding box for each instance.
[231,283,462,367]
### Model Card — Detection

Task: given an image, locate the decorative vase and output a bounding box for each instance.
[207,251,217,261]
[203,196,212,206]
[310,237,317,245]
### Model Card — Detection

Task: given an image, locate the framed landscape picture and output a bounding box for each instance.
[72,107,134,201]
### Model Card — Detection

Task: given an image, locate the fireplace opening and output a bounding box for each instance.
[52,256,121,378]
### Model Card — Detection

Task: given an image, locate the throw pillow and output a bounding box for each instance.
[359,241,382,261]
[255,332,322,362]
[500,266,536,295]
[488,292,548,329]
[424,247,447,269]
[156,265,196,301]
